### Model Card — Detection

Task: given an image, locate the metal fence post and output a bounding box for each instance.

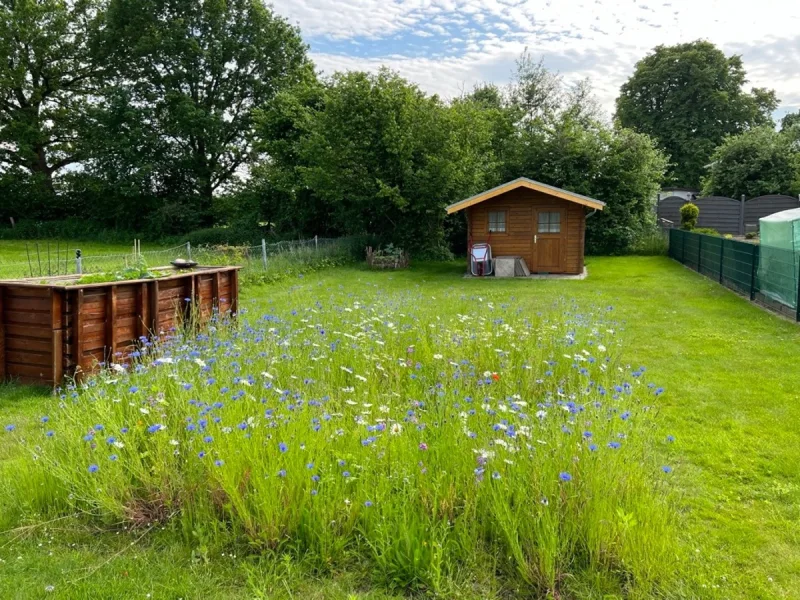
[795,255,800,321]
[261,239,268,270]
[314,235,318,252]
[739,194,746,236]
[749,246,758,301]
[186,242,192,261]
[697,234,702,272]
[75,249,82,274]
[719,239,724,283]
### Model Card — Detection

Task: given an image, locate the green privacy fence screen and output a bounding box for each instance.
[668,229,800,320]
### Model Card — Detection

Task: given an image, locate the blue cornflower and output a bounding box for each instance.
[311,474,320,482]
[147,424,163,434]
[583,431,592,438]
[4,424,15,432]
[129,386,138,393]
[198,451,206,458]
[278,469,287,478]
[608,441,621,449]
[338,459,346,466]
[214,459,224,467]
[666,435,675,442]
[88,464,99,473]
[83,434,94,442]
[46,430,54,437]
[311,489,318,496]
[662,465,673,473]
[106,436,116,444]
[492,471,501,480]
[620,411,631,421]
[306,462,314,469]
[203,435,213,443]
[558,472,572,482]
[109,454,118,461]
[279,442,288,453]
[342,471,351,478]
[41,416,49,423]
[121,427,129,434]
[93,424,104,431]
[364,500,373,507]
[588,443,598,451]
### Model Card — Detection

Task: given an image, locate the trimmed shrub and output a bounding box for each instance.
[679,203,699,230]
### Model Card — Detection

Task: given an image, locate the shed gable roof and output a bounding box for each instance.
[445,177,606,214]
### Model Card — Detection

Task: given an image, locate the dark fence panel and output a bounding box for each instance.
[694,196,741,234]
[744,195,800,231]
[657,196,685,228]
[669,229,800,320]
[660,194,800,234]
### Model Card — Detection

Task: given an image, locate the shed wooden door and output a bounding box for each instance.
[532,208,566,272]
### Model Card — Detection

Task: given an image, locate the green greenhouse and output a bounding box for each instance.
[758,208,800,309]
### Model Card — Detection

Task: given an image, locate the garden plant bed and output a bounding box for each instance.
[365,245,409,269]
[0,266,239,385]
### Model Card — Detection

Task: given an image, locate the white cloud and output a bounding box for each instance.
[273,0,800,115]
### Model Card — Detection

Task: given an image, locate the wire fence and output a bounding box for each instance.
[669,228,800,320]
[0,236,358,281]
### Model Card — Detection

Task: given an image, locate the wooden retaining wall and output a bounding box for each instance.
[0,266,239,386]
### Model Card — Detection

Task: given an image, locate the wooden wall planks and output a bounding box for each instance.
[0,266,240,386]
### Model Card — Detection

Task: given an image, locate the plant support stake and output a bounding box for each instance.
[261,239,268,270]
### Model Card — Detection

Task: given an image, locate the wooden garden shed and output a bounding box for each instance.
[447,177,605,275]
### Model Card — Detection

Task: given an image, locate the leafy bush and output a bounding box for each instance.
[4,292,682,596]
[680,203,699,230]
[693,227,720,236]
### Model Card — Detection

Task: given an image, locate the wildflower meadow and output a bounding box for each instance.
[3,279,683,597]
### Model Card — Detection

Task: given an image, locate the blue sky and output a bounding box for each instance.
[271,0,800,120]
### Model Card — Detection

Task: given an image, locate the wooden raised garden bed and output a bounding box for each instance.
[0,266,240,385]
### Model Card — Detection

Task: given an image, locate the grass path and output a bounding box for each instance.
[1,256,799,599]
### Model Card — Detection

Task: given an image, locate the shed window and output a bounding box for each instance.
[538,211,561,233]
[488,211,506,233]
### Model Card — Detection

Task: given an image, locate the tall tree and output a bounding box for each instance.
[616,41,777,188]
[100,0,309,225]
[0,0,104,206]
[702,127,800,198]
[781,111,800,132]
[254,69,498,254]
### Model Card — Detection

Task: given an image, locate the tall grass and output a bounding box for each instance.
[629,229,669,256]
[4,288,682,596]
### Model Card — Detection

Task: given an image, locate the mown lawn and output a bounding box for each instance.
[1,256,799,599]
[0,239,176,279]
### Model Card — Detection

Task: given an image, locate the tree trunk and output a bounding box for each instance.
[29,144,56,199]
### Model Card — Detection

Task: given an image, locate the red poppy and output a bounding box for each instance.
[492,373,500,381]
